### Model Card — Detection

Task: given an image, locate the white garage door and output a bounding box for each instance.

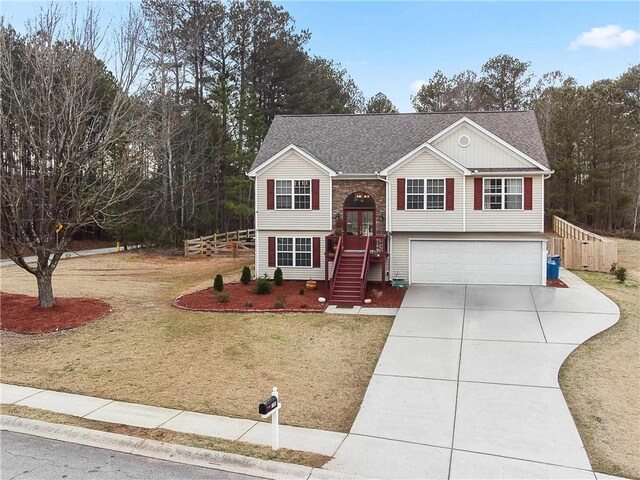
[410,240,543,285]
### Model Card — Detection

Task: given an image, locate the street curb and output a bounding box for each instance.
[0,415,369,480]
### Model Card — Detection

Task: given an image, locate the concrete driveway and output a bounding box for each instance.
[326,270,620,479]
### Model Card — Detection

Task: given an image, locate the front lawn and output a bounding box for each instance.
[0,252,392,433]
[559,238,640,479]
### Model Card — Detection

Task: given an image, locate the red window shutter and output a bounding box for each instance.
[268,237,275,267]
[267,179,274,210]
[312,179,320,210]
[474,178,483,210]
[524,177,533,210]
[397,178,405,210]
[446,178,454,210]
[313,237,320,267]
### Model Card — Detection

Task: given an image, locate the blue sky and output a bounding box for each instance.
[3,1,639,112]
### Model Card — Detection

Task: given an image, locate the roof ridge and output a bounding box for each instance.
[277,110,533,118]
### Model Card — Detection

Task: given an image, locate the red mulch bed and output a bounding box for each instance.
[0,292,111,334]
[547,279,569,288]
[174,280,407,312]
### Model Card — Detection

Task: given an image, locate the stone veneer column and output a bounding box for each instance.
[331,180,387,235]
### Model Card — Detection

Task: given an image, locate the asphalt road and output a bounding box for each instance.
[0,246,142,267]
[0,431,265,480]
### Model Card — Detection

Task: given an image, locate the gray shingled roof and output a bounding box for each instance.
[251,111,548,174]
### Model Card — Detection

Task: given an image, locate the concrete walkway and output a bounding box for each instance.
[0,246,141,268]
[326,269,621,479]
[0,384,346,457]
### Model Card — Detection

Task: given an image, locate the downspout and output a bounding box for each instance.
[376,171,391,281]
[246,173,258,277]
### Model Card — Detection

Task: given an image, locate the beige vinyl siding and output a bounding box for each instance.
[257,230,328,280]
[390,233,412,281]
[389,232,546,282]
[256,151,331,231]
[389,150,464,232]
[466,175,544,232]
[433,125,532,169]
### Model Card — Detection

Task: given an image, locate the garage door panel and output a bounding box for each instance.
[410,241,542,285]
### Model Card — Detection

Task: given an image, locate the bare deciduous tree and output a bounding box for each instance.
[0,5,149,307]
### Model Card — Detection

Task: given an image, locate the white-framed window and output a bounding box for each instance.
[406,178,445,210]
[276,237,312,267]
[483,178,523,210]
[275,180,310,210]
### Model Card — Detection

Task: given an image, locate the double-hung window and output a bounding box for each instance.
[276,237,312,267]
[406,179,445,210]
[275,180,310,209]
[483,178,523,210]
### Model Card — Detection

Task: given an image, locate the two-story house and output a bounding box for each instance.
[247,111,552,305]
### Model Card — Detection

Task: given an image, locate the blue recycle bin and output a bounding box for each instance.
[547,255,561,280]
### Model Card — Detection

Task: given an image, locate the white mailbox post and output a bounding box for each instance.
[259,386,281,450]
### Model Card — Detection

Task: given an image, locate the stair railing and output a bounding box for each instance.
[329,236,343,299]
[358,236,371,302]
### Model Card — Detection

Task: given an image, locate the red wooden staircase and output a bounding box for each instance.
[329,237,371,306]
[331,252,367,305]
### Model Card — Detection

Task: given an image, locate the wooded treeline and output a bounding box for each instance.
[128,0,364,244]
[3,2,639,252]
[411,57,640,233]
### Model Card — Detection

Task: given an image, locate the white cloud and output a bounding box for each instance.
[410,80,425,93]
[569,25,640,51]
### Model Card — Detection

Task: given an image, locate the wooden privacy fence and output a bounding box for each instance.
[548,216,617,272]
[184,229,255,258]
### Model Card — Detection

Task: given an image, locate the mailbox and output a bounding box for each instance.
[259,395,278,415]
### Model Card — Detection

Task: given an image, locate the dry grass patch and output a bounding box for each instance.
[0,405,329,468]
[0,252,391,433]
[560,238,640,479]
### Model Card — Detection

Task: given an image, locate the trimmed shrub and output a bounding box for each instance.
[213,274,224,292]
[216,291,229,303]
[240,266,251,285]
[615,266,627,283]
[274,267,284,286]
[299,288,305,296]
[254,277,272,295]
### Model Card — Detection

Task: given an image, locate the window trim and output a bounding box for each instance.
[405,178,447,211]
[482,177,524,211]
[274,179,312,211]
[275,236,313,268]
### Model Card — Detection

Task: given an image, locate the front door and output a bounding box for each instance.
[344,209,375,250]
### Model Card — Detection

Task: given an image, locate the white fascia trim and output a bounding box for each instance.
[428,116,552,173]
[247,144,337,177]
[379,142,471,176]
[468,171,553,176]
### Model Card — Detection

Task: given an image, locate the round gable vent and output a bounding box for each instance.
[458,135,470,148]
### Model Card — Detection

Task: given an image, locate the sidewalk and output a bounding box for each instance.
[0,383,346,457]
[0,246,141,267]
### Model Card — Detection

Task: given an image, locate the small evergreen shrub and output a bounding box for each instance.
[213,274,224,292]
[240,266,251,285]
[615,265,627,283]
[216,291,229,303]
[254,277,272,295]
[299,288,305,296]
[274,267,283,286]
